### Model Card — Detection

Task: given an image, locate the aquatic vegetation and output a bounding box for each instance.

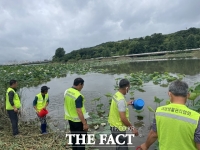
[114,71,184,93]
[87,96,111,141]
[135,109,145,121]
[187,82,200,111]
[104,93,112,104]
[154,96,164,107]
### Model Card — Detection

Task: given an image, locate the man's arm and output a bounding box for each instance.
[118,100,138,135]
[119,112,132,127]
[77,108,87,124]
[33,96,38,112]
[8,91,14,106]
[8,91,18,112]
[140,118,158,150]
[140,129,158,150]
[44,98,49,109]
[75,96,88,130]
[127,100,133,105]
[196,144,200,150]
[118,100,132,127]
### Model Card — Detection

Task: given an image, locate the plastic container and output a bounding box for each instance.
[38,108,48,117]
[132,98,145,110]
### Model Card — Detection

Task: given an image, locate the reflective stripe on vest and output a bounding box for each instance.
[156,103,200,150]
[112,96,124,104]
[156,112,197,124]
[64,88,86,122]
[6,87,21,110]
[108,91,129,131]
[65,92,77,100]
[36,93,49,111]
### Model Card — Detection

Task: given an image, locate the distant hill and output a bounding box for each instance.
[52,27,200,62]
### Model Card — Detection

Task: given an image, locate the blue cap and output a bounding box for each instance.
[133,98,145,110]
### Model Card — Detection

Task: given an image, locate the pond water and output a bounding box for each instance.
[20,59,200,149]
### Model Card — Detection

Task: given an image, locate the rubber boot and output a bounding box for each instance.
[41,124,47,134]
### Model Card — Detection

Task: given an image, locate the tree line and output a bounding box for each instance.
[52,27,200,62]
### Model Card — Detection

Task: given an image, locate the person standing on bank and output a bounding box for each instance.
[64,78,89,150]
[33,86,50,134]
[6,79,21,136]
[108,79,138,150]
[139,80,200,150]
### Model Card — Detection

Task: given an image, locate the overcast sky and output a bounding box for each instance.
[0,0,200,64]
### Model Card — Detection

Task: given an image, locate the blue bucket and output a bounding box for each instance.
[132,99,145,110]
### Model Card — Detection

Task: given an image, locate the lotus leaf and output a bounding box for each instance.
[188,93,200,101]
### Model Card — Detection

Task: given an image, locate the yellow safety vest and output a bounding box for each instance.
[6,87,21,110]
[156,103,200,150]
[36,93,49,111]
[64,87,86,122]
[108,91,129,131]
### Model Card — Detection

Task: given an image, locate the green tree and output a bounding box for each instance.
[76,53,81,60]
[62,55,70,62]
[106,42,115,48]
[94,52,101,58]
[145,36,151,41]
[56,28,200,59]
[159,44,165,51]
[102,49,111,57]
[111,47,117,55]
[82,55,86,59]
[186,34,197,49]
[86,55,91,59]
[120,40,129,49]
[176,37,185,50]
[119,49,125,55]
[168,40,175,51]
[129,41,144,54]
[129,42,137,54]
[53,47,65,61]
[195,35,200,42]
[149,33,164,45]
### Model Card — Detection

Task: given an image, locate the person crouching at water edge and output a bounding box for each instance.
[108,79,138,150]
[33,86,50,134]
[64,78,90,150]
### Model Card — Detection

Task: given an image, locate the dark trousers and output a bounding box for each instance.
[68,120,87,150]
[7,110,19,135]
[111,127,128,150]
[37,114,47,133]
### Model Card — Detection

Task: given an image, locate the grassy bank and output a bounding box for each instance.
[0,110,67,150]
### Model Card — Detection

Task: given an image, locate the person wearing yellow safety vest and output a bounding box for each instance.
[33,86,50,134]
[139,80,200,150]
[64,78,89,150]
[6,79,21,137]
[108,79,138,150]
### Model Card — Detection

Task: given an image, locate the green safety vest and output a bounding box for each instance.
[64,87,86,122]
[108,91,129,131]
[6,87,21,110]
[156,103,200,150]
[36,93,49,111]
